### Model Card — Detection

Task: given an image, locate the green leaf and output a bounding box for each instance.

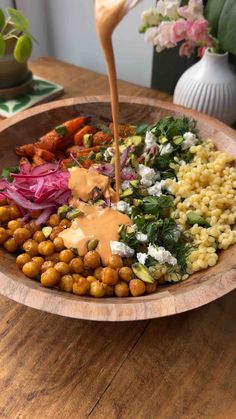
[0,8,5,31]
[186,212,210,228]
[135,123,149,136]
[0,35,5,60]
[55,125,68,137]
[0,102,9,112]
[218,0,236,54]
[6,7,29,30]
[12,95,31,112]
[205,0,227,37]
[143,195,173,216]
[13,34,32,63]
[1,166,19,181]
[96,123,111,134]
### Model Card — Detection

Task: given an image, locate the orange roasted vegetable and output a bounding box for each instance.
[16,144,36,158]
[93,131,112,146]
[109,123,136,137]
[67,145,101,157]
[74,125,95,146]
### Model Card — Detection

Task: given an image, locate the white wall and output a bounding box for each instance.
[1,0,13,8]
[12,0,155,87]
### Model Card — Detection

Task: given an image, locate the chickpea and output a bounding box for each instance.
[119,267,133,282]
[22,261,40,278]
[129,279,146,297]
[69,257,84,274]
[87,275,97,283]
[72,273,81,283]
[0,227,9,244]
[41,267,60,287]
[50,226,64,241]
[101,267,118,285]
[4,237,18,253]
[108,254,123,270]
[16,253,31,269]
[104,284,114,297]
[94,266,103,281]
[22,239,39,256]
[41,260,55,273]
[84,251,101,269]
[9,204,21,219]
[53,237,65,252]
[13,227,31,245]
[60,219,71,228]
[114,281,129,297]
[59,275,74,292]
[59,249,74,263]
[8,219,22,231]
[0,207,10,222]
[33,231,46,243]
[32,256,44,268]
[123,257,132,267]
[6,229,13,237]
[73,277,90,295]
[54,262,70,276]
[47,214,60,227]
[145,282,157,294]
[25,220,41,234]
[90,280,105,298]
[45,253,60,263]
[38,241,55,256]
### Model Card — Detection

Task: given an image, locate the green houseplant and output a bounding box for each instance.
[0,7,36,91]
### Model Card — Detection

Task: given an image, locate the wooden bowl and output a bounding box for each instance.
[0,96,236,321]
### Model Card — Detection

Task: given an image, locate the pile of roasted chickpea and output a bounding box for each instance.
[0,198,157,298]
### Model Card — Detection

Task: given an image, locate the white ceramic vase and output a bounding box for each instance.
[173,49,236,125]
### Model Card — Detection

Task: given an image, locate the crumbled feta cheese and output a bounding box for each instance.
[121,180,130,190]
[111,200,132,214]
[181,132,197,150]
[136,252,148,265]
[147,244,177,265]
[179,160,186,166]
[110,241,134,257]
[138,164,159,187]
[147,180,167,196]
[145,131,157,150]
[160,143,174,155]
[136,232,148,243]
[104,147,114,161]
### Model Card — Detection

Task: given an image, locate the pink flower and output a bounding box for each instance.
[178,0,204,21]
[179,41,196,58]
[154,21,176,52]
[171,19,187,43]
[186,19,212,44]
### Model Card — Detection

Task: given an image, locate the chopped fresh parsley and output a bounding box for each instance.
[1,166,19,182]
[55,125,68,137]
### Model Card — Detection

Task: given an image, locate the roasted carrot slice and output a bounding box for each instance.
[63,116,87,136]
[15,144,35,158]
[82,160,93,169]
[74,125,94,146]
[93,131,112,146]
[34,148,55,162]
[68,145,101,157]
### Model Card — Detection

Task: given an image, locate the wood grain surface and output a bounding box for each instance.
[0,57,235,417]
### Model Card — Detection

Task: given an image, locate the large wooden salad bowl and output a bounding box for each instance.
[0,96,236,321]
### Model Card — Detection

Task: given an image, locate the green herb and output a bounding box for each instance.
[186,212,210,228]
[143,195,172,216]
[119,225,138,248]
[97,123,111,134]
[151,116,197,140]
[1,166,19,181]
[155,154,174,171]
[135,123,149,136]
[55,125,68,137]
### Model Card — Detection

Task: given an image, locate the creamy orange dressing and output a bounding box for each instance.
[59,202,132,265]
[69,167,116,202]
[95,0,141,201]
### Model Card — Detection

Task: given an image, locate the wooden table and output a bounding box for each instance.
[0,57,235,419]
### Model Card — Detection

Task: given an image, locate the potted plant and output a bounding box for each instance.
[140,0,236,125]
[0,7,36,98]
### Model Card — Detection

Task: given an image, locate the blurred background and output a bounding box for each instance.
[2,0,198,93]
